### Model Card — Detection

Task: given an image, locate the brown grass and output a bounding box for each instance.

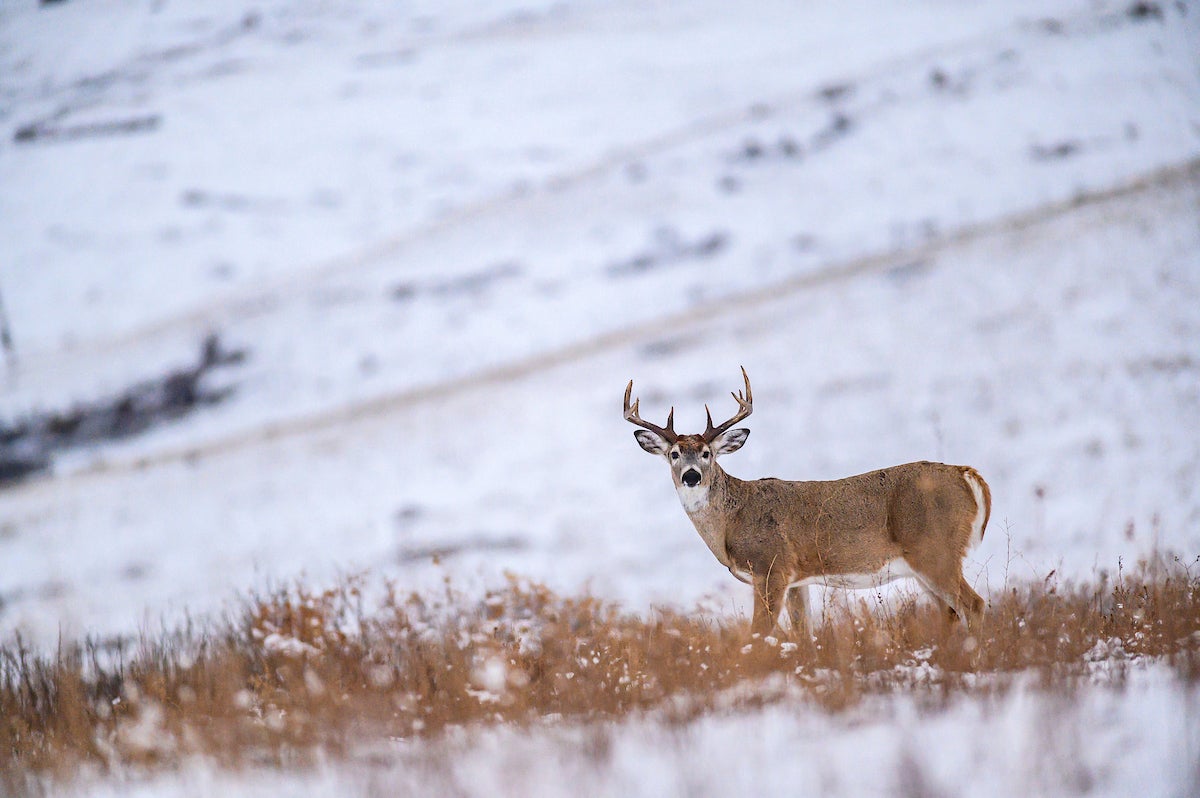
[3,554,1199,793]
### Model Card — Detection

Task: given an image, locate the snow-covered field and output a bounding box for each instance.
[3,0,1200,794]
[60,667,1200,798]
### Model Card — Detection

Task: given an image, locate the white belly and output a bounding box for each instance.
[791,558,916,590]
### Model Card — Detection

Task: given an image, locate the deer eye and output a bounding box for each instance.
[670,451,680,461]
[701,451,711,459]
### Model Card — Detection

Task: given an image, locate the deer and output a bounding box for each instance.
[623,367,990,637]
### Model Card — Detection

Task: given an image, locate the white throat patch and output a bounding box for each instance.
[675,482,709,514]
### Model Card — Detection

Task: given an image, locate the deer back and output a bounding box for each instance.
[721,462,983,581]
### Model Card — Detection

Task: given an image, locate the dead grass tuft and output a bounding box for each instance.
[3,555,1199,793]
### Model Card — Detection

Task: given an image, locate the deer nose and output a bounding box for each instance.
[682,468,702,487]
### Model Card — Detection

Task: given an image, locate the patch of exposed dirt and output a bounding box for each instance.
[0,333,246,487]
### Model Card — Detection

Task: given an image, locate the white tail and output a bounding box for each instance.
[625,368,991,635]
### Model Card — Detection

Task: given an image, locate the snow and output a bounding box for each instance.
[2,0,1200,792]
[58,667,1200,798]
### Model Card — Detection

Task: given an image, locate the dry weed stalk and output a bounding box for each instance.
[2,556,1199,792]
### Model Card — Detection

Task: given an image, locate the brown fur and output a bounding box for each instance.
[626,373,990,637]
[715,461,986,634]
[640,435,990,636]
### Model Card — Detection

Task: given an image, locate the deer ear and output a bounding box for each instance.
[634,430,670,456]
[714,428,749,455]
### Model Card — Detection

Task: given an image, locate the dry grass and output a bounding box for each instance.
[3,555,1199,793]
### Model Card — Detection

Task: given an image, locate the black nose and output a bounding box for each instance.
[682,469,701,487]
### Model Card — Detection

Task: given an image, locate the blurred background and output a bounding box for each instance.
[1,0,1198,647]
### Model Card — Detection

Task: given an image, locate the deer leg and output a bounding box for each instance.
[914,572,969,630]
[785,585,809,637]
[926,592,960,625]
[750,571,789,636]
[955,576,985,632]
[914,570,985,633]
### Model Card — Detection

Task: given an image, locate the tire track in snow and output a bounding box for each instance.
[8,2,1152,363]
[14,155,1200,494]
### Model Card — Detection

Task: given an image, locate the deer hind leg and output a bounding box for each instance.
[926,591,960,625]
[785,585,809,637]
[912,568,984,633]
[955,576,985,631]
[750,570,790,636]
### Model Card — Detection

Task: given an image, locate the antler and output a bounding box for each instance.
[702,366,753,442]
[623,380,678,443]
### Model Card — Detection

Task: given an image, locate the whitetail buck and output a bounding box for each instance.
[624,367,990,636]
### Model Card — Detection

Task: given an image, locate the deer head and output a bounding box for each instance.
[624,367,753,489]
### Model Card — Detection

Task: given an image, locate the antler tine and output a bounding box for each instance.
[703,366,754,442]
[739,364,752,405]
[623,379,678,442]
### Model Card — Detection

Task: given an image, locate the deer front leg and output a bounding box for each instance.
[785,585,809,637]
[750,571,789,636]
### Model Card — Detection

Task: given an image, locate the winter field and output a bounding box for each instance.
[2,0,1200,794]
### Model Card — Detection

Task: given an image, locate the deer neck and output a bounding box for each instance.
[676,464,741,568]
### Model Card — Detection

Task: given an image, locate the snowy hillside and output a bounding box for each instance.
[4,0,1198,644]
[1,0,1200,792]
